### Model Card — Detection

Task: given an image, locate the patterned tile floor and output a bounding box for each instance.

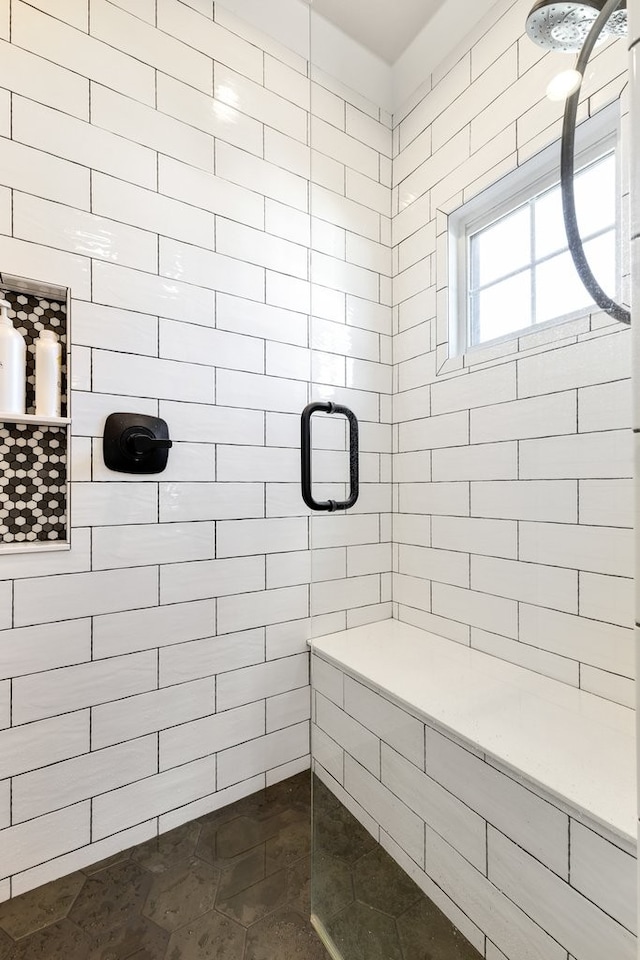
[0,771,482,959]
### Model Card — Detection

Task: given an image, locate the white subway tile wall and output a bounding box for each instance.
[0,0,392,897]
[391,0,633,706]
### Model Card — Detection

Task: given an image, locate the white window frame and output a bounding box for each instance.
[448,103,621,358]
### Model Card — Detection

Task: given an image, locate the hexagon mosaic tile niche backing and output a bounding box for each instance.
[0,290,68,545]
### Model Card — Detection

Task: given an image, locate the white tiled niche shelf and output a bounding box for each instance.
[0,275,70,554]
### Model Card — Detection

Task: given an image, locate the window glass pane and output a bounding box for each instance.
[575,153,616,238]
[535,250,592,324]
[472,270,532,344]
[534,185,565,259]
[534,230,615,325]
[471,205,531,288]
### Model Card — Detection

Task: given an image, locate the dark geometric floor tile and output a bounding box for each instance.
[216,848,268,903]
[196,817,277,869]
[0,873,85,940]
[396,898,483,960]
[132,823,201,875]
[285,856,312,918]
[164,910,245,960]
[326,901,404,960]
[83,851,132,878]
[265,818,310,871]
[310,853,354,922]
[69,862,152,939]
[142,856,219,933]
[244,908,329,960]
[353,847,421,918]
[86,916,169,960]
[215,867,291,928]
[4,919,91,959]
[313,799,376,865]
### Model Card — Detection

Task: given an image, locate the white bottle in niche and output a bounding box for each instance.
[0,298,26,417]
[35,329,62,419]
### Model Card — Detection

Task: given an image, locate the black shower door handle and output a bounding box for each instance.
[301,402,359,512]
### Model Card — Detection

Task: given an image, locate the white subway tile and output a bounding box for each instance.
[24,0,88,30]
[13,567,159,627]
[92,0,212,93]
[579,379,632,432]
[217,142,308,212]
[431,366,516,415]
[0,138,90,209]
[427,728,569,876]
[433,442,518,482]
[432,516,517,559]
[93,350,214,403]
[160,701,265,770]
[92,521,213,570]
[72,302,158,356]
[312,576,380,616]
[217,294,307,347]
[0,711,89,779]
[517,332,630,397]
[159,482,263,523]
[0,38,89,118]
[159,155,263,229]
[579,573,634,627]
[471,481,577,523]
[217,518,307,558]
[382,743,486,871]
[157,0,263,83]
[267,687,310,733]
[217,447,299,483]
[471,392,577,443]
[311,117,379,180]
[72,482,157,528]
[215,63,306,143]
[0,619,90,679]
[520,431,632,480]
[159,629,264,687]
[471,629,579,686]
[92,755,216,839]
[13,735,157,823]
[93,173,214,250]
[216,370,306,414]
[398,544,469,588]
[217,218,308,279]
[160,237,264,301]
[471,556,578,613]
[432,583,518,637]
[579,480,633,527]
[316,693,380,777]
[93,261,214,327]
[217,654,308,711]
[345,755,424,866]
[13,1,154,105]
[0,235,90,299]
[344,677,424,768]
[94,600,215,659]
[13,651,157,725]
[160,401,263,445]
[0,804,90,880]
[570,821,636,932]
[13,96,156,189]
[519,522,633,577]
[488,827,635,960]
[217,722,309,789]
[520,604,634,676]
[217,586,308,634]
[160,556,265,605]
[93,678,214,750]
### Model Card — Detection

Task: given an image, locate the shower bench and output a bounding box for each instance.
[311,620,636,960]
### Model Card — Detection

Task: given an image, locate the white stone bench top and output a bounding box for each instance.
[312,620,637,846]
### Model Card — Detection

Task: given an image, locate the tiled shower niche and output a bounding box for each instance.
[0,275,70,552]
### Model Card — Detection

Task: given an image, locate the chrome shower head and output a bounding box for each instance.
[525,0,627,52]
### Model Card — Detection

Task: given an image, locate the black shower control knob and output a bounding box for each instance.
[103,413,172,475]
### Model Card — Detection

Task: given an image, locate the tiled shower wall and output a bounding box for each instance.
[0,0,392,897]
[391,0,634,708]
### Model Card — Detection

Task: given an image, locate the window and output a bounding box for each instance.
[449,107,621,354]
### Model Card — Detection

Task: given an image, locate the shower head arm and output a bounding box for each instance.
[561,0,631,325]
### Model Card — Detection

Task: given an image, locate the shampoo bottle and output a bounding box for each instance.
[35,329,62,419]
[0,299,26,417]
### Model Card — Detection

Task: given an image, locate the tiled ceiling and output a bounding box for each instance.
[311,0,449,63]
